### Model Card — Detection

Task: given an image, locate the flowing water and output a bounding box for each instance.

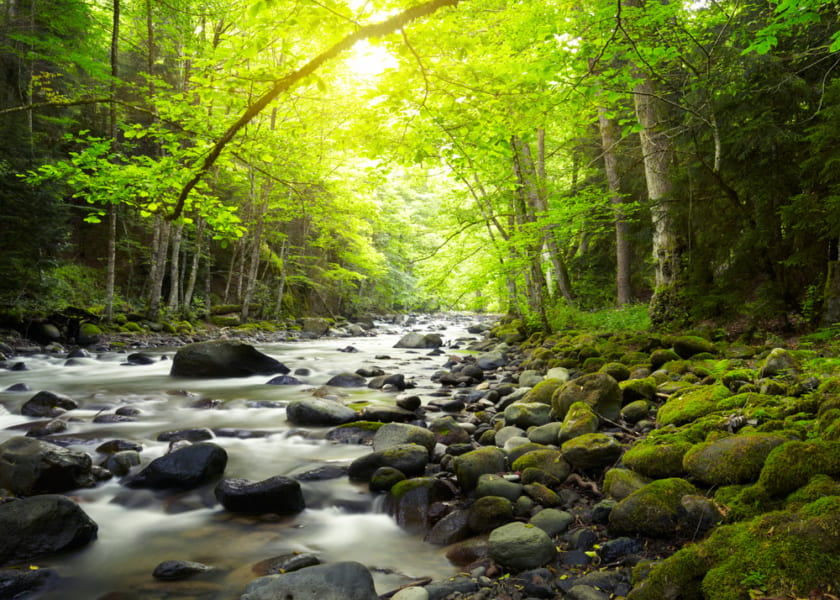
[0,316,483,598]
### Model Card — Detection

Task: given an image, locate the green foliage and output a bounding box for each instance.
[546,304,651,333]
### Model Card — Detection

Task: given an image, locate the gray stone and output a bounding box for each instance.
[0,437,94,495]
[373,423,436,456]
[759,347,799,378]
[503,402,552,428]
[348,444,429,482]
[552,373,622,422]
[0,495,98,565]
[495,425,526,447]
[286,397,357,426]
[529,508,574,536]
[561,433,623,471]
[241,561,378,600]
[125,442,227,490]
[454,446,508,492]
[171,340,289,378]
[394,332,443,349]
[215,476,305,515]
[527,422,562,445]
[488,522,557,570]
[21,391,77,417]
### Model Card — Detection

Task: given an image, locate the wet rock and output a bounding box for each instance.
[348,443,429,482]
[157,428,215,443]
[475,473,522,501]
[603,468,651,501]
[0,566,59,598]
[511,448,571,486]
[325,421,380,444]
[476,350,507,370]
[0,437,94,495]
[251,552,320,576]
[369,466,406,492]
[286,397,357,426]
[215,476,305,515]
[359,405,416,422]
[396,395,422,411]
[423,574,479,600]
[4,382,31,392]
[425,508,471,545]
[124,442,228,490]
[104,450,141,476]
[152,559,214,581]
[598,536,643,563]
[170,340,289,378]
[386,477,454,533]
[241,561,378,600]
[373,422,436,456]
[428,415,472,445]
[559,401,600,443]
[488,521,557,570]
[326,372,367,387]
[394,332,443,349]
[266,374,302,385]
[125,352,156,365]
[96,439,143,454]
[21,390,78,417]
[759,347,799,377]
[0,495,98,565]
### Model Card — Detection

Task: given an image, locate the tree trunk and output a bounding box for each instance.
[634,77,686,327]
[597,107,633,305]
[183,216,204,312]
[274,237,289,318]
[166,222,183,313]
[146,217,171,319]
[104,0,120,322]
[241,171,269,323]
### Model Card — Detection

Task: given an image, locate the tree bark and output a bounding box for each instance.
[634,77,686,327]
[597,107,633,305]
[104,0,120,322]
[183,216,204,312]
[146,217,171,318]
[166,222,183,313]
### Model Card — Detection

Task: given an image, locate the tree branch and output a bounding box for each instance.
[168,0,461,221]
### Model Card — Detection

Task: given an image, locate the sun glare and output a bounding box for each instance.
[344,40,398,78]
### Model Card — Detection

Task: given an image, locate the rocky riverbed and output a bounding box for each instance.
[1,315,839,599]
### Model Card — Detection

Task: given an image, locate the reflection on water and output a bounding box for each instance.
[0,320,472,597]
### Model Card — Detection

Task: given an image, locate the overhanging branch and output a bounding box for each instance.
[169,0,461,221]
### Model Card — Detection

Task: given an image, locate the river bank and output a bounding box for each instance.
[1,315,839,599]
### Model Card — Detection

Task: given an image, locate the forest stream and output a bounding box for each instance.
[0,315,476,599]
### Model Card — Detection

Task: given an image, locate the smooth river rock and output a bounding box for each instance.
[0,436,94,496]
[124,442,228,490]
[241,561,378,600]
[170,340,289,378]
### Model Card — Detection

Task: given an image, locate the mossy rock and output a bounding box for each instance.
[620,377,658,403]
[672,335,717,359]
[699,497,840,599]
[757,439,840,497]
[657,384,731,427]
[621,400,651,424]
[627,545,706,600]
[715,392,780,413]
[560,432,623,471]
[719,368,755,391]
[210,315,240,327]
[759,347,799,378]
[511,448,571,484]
[683,433,788,486]
[786,474,840,508]
[603,468,651,501]
[454,446,508,493]
[622,438,693,479]
[582,356,606,372]
[608,477,699,538]
[600,362,631,382]
[122,321,143,333]
[558,401,599,443]
[523,482,561,507]
[78,322,103,345]
[522,378,566,405]
[551,372,622,422]
[818,408,840,440]
[650,348,681,370]
[467,495,515,533]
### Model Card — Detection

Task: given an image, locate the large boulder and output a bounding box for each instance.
[241,561,378,600]
[683,433,788,486]
[0,495,98,565]
[124,442,228,490]
[503,402,552,428]
[0,437,95,496]
[551,373,622,422]
[394,332,443,349]
[170,340,289,378]
[488,522,557,571]
[286,397,358,426]
[21,390,78,417]
[215,476,305,515]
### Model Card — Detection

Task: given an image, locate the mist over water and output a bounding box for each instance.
[0,317,478,598]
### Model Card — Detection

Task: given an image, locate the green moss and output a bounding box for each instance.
[786,474,840,508]
[627,546,707,600]
[390,476,438,499]
[657,384,731,427]
[522,378,566,405]
[683,433,787,486]
[582,356,606,372]
[122,321,143,332]
[620,377,658,402]
[758,440,840,497]
[623,438,693,479]
[600,361,631,381]
[331,420,384,432]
